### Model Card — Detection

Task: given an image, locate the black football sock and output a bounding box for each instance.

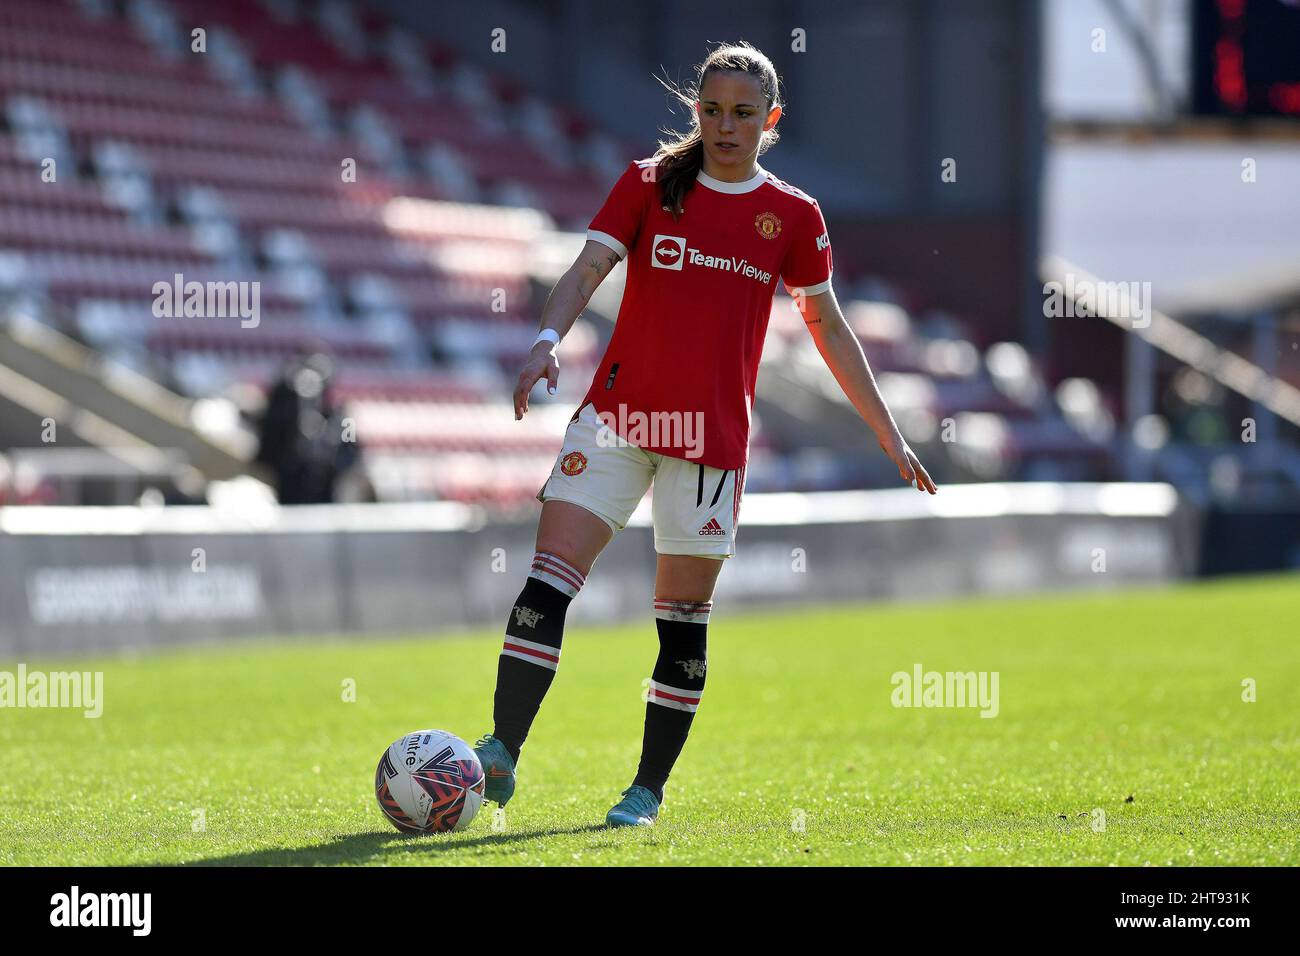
[491,551,586,765]
[632,599,711,803]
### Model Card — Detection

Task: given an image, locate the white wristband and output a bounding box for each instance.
[533,328,561,350]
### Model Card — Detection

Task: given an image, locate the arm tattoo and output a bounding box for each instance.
[576,251,620,301]
[584,252,620,278]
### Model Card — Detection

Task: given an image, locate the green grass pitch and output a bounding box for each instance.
[1,574,1296,866]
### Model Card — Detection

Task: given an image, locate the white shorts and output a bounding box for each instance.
[536,402,747,558]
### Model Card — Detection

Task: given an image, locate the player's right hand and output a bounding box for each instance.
[513,343,560,420]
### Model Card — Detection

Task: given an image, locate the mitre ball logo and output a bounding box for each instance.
[652,234,686,271]
[754,211,782,239]
[560,451,588,476]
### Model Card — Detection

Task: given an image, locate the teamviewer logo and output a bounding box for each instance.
[652,235,686,271]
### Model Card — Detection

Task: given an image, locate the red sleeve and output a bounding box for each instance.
[586,161,653,260]
[780,198,833,296]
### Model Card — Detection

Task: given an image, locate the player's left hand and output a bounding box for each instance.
[878,430,937,494]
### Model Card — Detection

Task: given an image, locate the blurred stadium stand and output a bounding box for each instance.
[0,0,1295,535]
[0,0,1120,513]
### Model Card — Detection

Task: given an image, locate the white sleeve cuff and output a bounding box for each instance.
[586,229,628,260]
[783,275,832,296]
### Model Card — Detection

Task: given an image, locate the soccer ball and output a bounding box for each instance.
[374,729,485,833]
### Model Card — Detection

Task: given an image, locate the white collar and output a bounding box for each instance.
[696,165,767,194]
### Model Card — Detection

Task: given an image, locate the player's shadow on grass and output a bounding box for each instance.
[176,824,610,866]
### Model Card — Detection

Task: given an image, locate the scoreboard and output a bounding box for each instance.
[1192,0,1300,116]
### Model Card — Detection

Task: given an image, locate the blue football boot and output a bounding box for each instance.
[473,734,516,806]
[606,785,660,828]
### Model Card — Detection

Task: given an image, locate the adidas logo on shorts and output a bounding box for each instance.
[698,518,725,536]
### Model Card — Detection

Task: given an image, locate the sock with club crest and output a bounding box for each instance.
[631,598,711,803]
[490,551,586,764]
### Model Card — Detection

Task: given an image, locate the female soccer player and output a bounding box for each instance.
[474,41,936,828]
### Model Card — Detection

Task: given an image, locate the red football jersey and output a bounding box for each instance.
[578,158,834,470]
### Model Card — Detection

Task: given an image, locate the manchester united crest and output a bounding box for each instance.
[754,211,782,239]
[560,451,588,476]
